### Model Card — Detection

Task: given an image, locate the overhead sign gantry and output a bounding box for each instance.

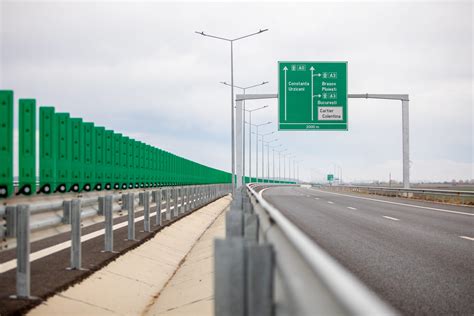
[278,61,348,131]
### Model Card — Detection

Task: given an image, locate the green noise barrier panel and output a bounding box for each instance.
[39,107,57,194]
[18,99,36,195]
[0,90,294,198]
[0,91,14,198]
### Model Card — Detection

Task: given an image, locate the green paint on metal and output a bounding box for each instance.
[56,113,71,192]
[0,90,14,198]
[70,118,84,191]
[19,99,36,195]
[279,61,348,131]
[39,107,57,194]
[83,122,95,191]
[2,89,294,199]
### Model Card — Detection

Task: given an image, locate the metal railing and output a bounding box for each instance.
[2,183,231,299]
[325,185,474,205]
[214,183,397,316]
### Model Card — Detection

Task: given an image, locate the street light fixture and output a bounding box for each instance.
[220,82,268,183]
[195,29,269,195]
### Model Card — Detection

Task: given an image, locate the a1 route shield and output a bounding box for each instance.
[278,61,348,131]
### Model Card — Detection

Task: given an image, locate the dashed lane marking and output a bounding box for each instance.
[328,201,334,204]
[459,236,474,241]
[347,207,357,210]
[382,216,400,221]
[311,189,473,217]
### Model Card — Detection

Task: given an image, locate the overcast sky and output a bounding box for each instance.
[1,0,472,182]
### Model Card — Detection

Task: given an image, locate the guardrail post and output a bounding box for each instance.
[11,205,34,298]
[247,244,274,316]
[124,193,136,240]
[186,186,193,212]
[5,206,16,238]
[200,186,204,205]
[190,186,194,210]
[183,187,188,212]
[177,186,182,214]
[173,187,178,217]
[103,195,114,252]
[153,189,162,226]
[244,213,259,242]
[98,196,105,216]
[62,200,71,224]
[226,210,243,237]
[141,191,150,232]
[68,199,83,270]
[215,238,246,316]
[166,187,171,221]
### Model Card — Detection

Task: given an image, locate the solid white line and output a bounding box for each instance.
[312,189,474,216]
[382,216,400,221]
[328,201,334,204]
[459,236,474,241]
[347,207,357,210]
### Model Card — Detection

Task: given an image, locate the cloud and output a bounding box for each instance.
[1,1,472,182]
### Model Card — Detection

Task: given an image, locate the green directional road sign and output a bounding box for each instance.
[327,174,334,181]
[278,61,348,131]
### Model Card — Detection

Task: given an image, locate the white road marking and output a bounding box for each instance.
[312,189,474,216]
[328,201,334,204]
[347,207,357,210]
[459,236,474,241]
[314,197,320,200]
[382,216,400,221]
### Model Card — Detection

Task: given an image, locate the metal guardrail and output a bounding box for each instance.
[214,184,397,316]
[328,185,474,196]
[3,183,231,299]
[0,184,230,241]
[326,185,474,204]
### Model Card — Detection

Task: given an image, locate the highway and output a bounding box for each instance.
[261,186,474,315]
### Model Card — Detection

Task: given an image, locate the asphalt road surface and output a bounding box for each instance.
[262,186,474,315]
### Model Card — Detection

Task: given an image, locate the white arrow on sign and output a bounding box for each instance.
[283,66,288,121]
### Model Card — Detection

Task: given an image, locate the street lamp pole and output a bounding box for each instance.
[245,106,267,181]
[263,139,278,182]
[220,82,268,184]
[288,155,296,182]
[195,29,268,195]
[249,121,271,183]
[260,131,275,183]
[270,144,281,182]
[276,148,287,181]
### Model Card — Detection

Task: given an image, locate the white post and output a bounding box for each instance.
[279,152,281,180]
[402,100,410,188]
[272,148,275,181]
[230,42,235,195]
[261,136,265,183]
[248,112,252,180]
[236,100,243,188]
[266,143,270,182]
[242,89,246,184]
[256,126,259,182]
